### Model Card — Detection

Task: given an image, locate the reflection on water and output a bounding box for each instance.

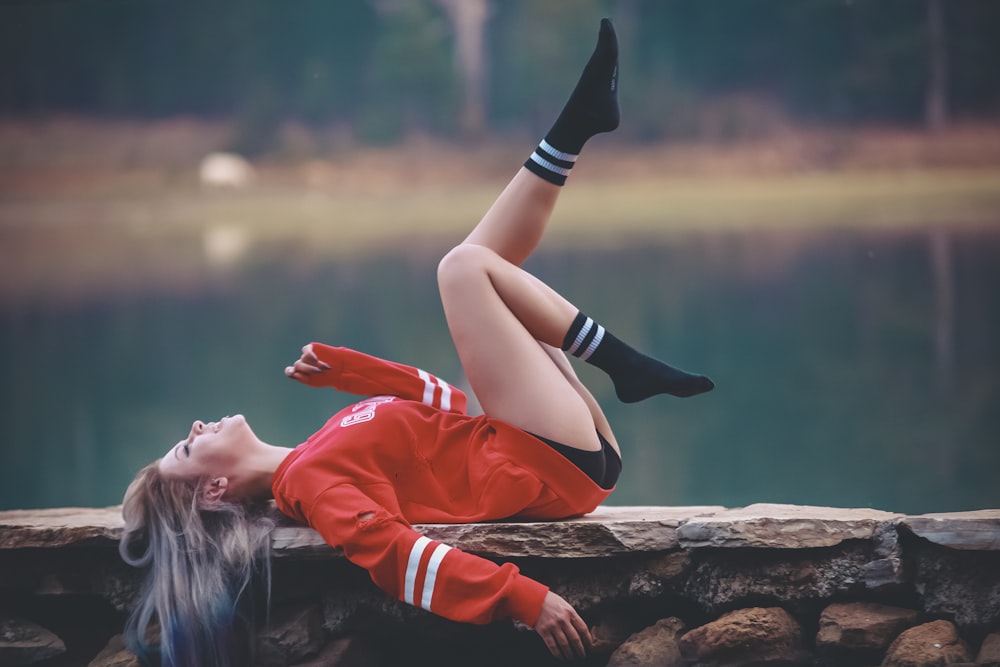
[1,227,998,513]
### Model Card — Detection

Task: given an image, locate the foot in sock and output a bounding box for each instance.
[562,312,715,402]
[609,353,715,403]
[525,18,621,185]
[548,17,621,153]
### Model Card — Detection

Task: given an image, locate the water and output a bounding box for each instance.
[2,227,998,514]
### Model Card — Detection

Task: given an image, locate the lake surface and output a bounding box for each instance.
[1,226,998,513]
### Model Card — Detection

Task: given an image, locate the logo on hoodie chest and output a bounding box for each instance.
[340,396,397,428]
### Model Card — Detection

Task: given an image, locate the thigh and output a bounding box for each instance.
[438,253,601,452]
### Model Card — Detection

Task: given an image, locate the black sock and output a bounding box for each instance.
[524,18,620,186]
[561,312,715,402]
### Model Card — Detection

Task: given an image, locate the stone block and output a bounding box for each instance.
[607,617,686,667]
[0,616,66,666]
[815,601,920,656]
[679,606,804,666]
[677,503,901,549]
[87,634,139,667]
[900,511,1000,551]
[882,620,972,666]
[976,632,1000,667]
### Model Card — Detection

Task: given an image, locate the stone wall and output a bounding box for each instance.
[1,504,998,667]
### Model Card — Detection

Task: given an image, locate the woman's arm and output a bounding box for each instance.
[285,343,467,414]
[308,484,548,627]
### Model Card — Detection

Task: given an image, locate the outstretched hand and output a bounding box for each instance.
[534,591,592,660]
[284,344,330,384]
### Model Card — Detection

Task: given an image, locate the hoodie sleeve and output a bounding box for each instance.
[308,484,548,627]
[305,343,467,415]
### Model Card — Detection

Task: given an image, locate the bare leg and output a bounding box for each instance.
[461,168,559,267]
[539,342,620,457]
[438,244,603,451]
[439,19,624,452]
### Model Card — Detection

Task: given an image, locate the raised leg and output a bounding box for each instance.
[438,244,603,452]
[461,168,560,267]
[462,17,619,267]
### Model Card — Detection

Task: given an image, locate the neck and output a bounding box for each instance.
[232,442,294,500]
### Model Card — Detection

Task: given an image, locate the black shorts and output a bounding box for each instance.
[529,430,622,490]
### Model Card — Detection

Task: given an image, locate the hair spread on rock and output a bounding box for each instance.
[119,461,274,667]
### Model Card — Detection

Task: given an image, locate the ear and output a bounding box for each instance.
[203,477,229,503]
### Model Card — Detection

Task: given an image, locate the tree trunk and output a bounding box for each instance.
[435,0,491,141]
[925,0,949,132]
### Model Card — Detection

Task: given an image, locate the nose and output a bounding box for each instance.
[191,420,205,436]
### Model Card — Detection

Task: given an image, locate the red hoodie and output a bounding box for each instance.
[271,344,614,627]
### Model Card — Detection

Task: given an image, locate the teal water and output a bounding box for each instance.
[2,227,998,513]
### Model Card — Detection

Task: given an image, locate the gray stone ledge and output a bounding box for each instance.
[900,510,1000,550]
[2,503,998,558]
[675,503,904,549]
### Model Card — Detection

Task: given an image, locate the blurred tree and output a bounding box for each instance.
[360,0,457,143]
[1,0,998,144]
[924,0,949,131]
[435,0,491,141]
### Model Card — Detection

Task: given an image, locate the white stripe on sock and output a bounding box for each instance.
[567,318,594,356]
[540,139,578,163]
[579,325,605,361]
[529,151,571,177]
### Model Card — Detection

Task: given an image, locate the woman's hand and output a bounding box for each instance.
[534,591,592,660]
[284,344,330,384]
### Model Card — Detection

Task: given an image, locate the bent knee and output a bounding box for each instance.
[437,243,497,289]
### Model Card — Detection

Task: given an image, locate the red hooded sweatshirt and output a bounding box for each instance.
[271,344,614,628]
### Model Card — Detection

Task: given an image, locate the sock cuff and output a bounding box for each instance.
[525,138,580,186]
[539,139,579,164]
[562,312,589,350]
[562,312,606,360]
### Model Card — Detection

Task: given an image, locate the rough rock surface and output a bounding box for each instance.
[677,503,902,549]
[87,634,139,667]
[679,607,803,666]
[977,632,1000,666]
[256,604,325,666]
[683,539,882,615]
[0,616,66,665]
[816,602,920,657]
[882,620,972,667]
[900,510,1000,550]
[0,505,726,558]
[2,503,998,666]
[606,616,686,666]
[0,506,123,548]
[911,540,1000,629]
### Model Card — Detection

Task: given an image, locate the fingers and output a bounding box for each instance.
[284,343,330,383]
[570,611,593,656]
[536,591,590,660]
[541,624,586,660]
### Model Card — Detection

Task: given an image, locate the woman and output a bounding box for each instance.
[119,19,713,665]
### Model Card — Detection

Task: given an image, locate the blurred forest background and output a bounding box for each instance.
[1,0,999,514]
[3,0,1000,145]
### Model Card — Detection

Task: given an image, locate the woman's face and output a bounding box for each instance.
[158,414,257,480]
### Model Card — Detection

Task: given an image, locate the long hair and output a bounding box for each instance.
[119,461,274,667]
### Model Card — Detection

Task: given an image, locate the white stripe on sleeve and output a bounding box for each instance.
[420,543,452,611]
[438,378,452,412]
[417,369,435,407]
[403,536,431,605]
